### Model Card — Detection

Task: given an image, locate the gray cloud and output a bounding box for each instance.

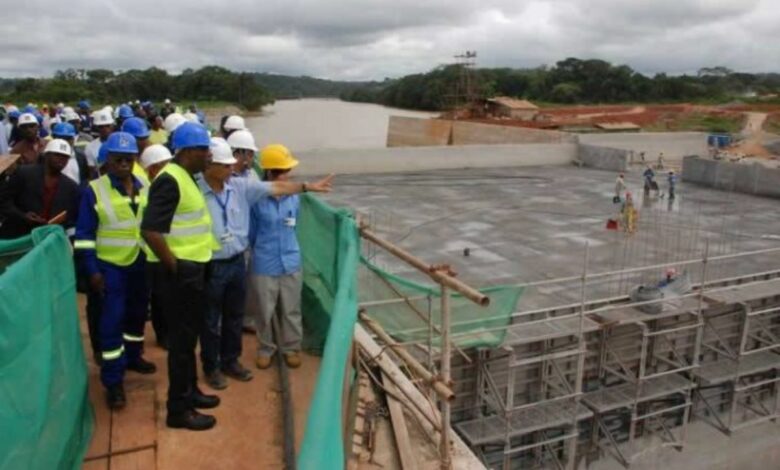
[1,0,778,80]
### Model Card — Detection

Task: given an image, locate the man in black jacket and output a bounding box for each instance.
[0,139,80,239]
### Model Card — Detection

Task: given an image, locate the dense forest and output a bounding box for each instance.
[340,58,780,110]
[0,66,367,111]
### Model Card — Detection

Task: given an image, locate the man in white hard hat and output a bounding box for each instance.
[11,113,46,164]
[196,138,334,390]
[0,139,80,238]
[226,129,259,180]
[140,144,173,181]
[160,99,174,119]
[220,115,245,139]
[85,110,116,171]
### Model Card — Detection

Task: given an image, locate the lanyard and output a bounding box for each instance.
[214,190,231,227]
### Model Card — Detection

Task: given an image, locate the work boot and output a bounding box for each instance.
[205,370,228,390]
[106,384,126,410]
[166,410,216,431]
[284,352,302,369]
[222,361,253,382]
[127,357,157,374]
[255,355,272,370]
[192,389,221,409]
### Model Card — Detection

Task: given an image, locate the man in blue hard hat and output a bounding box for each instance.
[77,100,91,133]
[74,131,156,410]
[121,117,152,186]
[116,105,135,128]
[141,122,221,430]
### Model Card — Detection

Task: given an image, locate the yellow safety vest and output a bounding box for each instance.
[158,162,219,263]
[133,161,150,187]
[89,175,147,266]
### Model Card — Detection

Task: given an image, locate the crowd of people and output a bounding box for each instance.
[0,99,334,431]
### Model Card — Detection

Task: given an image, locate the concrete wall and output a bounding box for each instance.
[386,116,452,147]
[580,132,708,162]
[450,120,578,145]
[294,143,577,176]
[682,156,780,198]
[578,144,629,172]
[385,116,577,147]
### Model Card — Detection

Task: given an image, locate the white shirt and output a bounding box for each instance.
[84,139,102,168]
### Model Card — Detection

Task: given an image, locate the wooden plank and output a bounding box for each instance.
[110,448,156,470]
[110,388,157,452]
[81,457,109,470]
[85,375,111,459]
[382,372,418,470]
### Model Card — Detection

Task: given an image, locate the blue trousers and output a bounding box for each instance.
[200,255,246,374]
[99,257,149,387]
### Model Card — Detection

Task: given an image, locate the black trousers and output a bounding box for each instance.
[146,262,168,345]
[86,289,103,361]
[159,260,207,415]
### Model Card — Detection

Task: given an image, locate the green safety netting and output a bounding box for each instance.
[0,226,93,470]
[297,195,523,469]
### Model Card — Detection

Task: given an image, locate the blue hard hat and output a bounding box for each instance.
[118,105,134,119]
[97,142,109,166]
[172,122,210,151]
[121,117,150,139]
[52,122,77,138]
[22,104,36,113]
[8,110,20,119]
[78,100,91,109]
[105,131,139,155]
[34,112,44,124]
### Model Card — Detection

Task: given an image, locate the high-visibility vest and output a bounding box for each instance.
[89,175,147,266]
[158,162,218,263]
[133,161,150,187]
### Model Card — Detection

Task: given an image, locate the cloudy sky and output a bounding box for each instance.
[1,0,777,80]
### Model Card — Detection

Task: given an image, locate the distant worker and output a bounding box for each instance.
[116,105,135,128]
[614,173,626,203]
[221,115,246,139]
[657,152,665,170]
[198,139,332,389]
[160,98,174,119]
[0,139,80,239]
[643,166,656,196]
[621,191,638,234]
[85,111,116,172]
[74,132,156,410]
[141,122,222,431]
[668,171,677,200]
[226,129,258,179]
[11,113,46,164]
[251,144,334,370]
[120,117,152,186]
[148,115,169,145]
[77,100,92,133]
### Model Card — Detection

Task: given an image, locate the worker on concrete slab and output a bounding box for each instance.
[614,173,626,203]
[643,166,656,196]
[251,144,334,370]
[0,139,80,239]
[121,117,152,186]
[139,144,174,350]
[141,122,222,431]
[11,113,46,164]
[85,110,116,173]
[74,131,156,410]
[657,152,665,170]
[668,171,677,200]
[198,138,332,389]
[226,129,259,179]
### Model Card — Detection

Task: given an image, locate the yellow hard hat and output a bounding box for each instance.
[259,144,299,170]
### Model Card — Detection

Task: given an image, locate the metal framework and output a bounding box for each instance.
[693,277,780,434]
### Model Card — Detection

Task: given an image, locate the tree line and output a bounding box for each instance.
[340,58,780,110]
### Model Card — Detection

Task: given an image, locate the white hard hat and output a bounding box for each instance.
[18,113,38,126]
[223,115,246,131]
[210,137,237,165]
[183,111,198,122]
[63,111,80,122]
[6,105,18,113]
[92,110,115,127]
[62,106,75,115]
[102,105,114,115]
[226,129,258,152]
[44,139,72,157]
[164,98,171,104]
[134,99,140,104]
[140,144,173,170]
[164,113,186,133]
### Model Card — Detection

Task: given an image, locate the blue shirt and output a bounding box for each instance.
[250,194,300,276]
[74,174,145,276]
[199,176,272,260]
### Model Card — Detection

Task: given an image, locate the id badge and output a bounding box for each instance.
[284,217,296,228]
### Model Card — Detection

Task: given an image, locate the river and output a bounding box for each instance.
[245,98,435,152]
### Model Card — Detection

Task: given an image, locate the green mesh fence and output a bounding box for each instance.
[297,196,522,469]
[0,226,93,470]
